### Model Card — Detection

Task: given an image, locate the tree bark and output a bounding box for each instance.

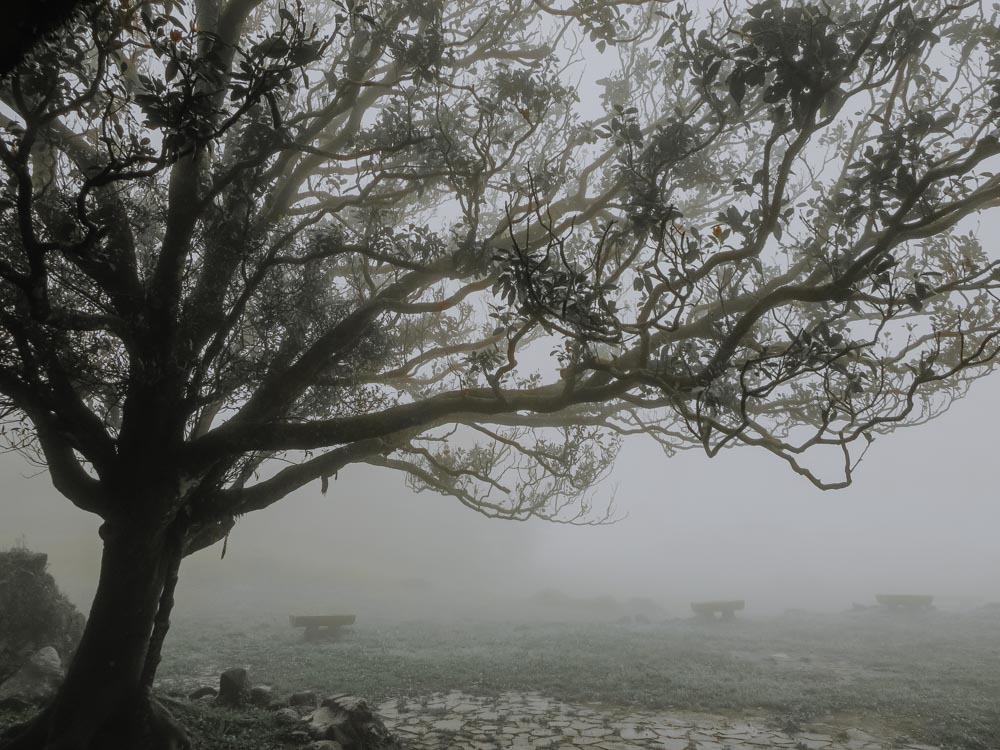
[142,527,184,692]
[0,520,190,750]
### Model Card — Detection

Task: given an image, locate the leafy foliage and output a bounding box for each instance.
[0,547,85,681]
[0,0,999,551]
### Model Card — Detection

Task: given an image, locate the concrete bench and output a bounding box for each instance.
[289,614,356,640]
[875,594,934,612]
[691,600,745,621]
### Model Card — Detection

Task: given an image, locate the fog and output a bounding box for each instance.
[5,372,999,623]
[3,1,1000,630]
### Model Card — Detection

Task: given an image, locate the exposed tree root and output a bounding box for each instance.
[0,695,189,750]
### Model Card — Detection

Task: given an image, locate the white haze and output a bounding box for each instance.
[3,7,1000,626]
[4,370,1000,622]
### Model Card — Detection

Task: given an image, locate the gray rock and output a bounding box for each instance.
[308,742,344,750]
[187,685,217,701]
[216,667,250,706]
[322,694,373,721]
[309,694,400,749]
[275,707,301,725]
[249,684,273,706]
[309,705,351,740]
[0,647,64,703]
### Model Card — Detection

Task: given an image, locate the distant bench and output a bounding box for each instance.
[875,594,934,612]
[289,614,356,640]
[691,600,745,621]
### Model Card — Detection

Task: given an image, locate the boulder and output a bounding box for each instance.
[308,705,350,740]
[0,647,64,703]
[322,695,374,722]
[308,694,400,750]
[216,667,250,707]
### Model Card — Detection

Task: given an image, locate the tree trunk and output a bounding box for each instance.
[0,520,190,750]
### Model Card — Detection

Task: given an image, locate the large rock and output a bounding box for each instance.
[0,548,85,683]
[307,695,400,750]
[216,667,251,707]
[0,647,64,703]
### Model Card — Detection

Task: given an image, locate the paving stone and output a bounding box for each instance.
[797,739,833,749]
[619,726,659,741]
[431,717,465,732]
[371,690,939,750]
[580,727,615,738]
[653,740,689,750]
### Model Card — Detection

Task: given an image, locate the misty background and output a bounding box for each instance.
[5,1,999,630]
[4,372,999,622]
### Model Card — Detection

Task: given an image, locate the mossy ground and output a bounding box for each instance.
[3,609,999,749]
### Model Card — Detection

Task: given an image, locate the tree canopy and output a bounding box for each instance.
[3,0,1000,747]
[3,0,999,535]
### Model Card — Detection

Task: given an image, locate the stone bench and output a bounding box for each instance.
[875,594,934,612]
[691,600,745,621]
[289,614,357,640]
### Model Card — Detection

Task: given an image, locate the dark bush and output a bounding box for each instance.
[0,547,85,682]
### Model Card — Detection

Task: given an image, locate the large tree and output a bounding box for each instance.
[1,0,999,746]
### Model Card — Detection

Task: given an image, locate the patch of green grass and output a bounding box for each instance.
[0,701,300,750]
[157,610,1000,749]
[6,611,999,750]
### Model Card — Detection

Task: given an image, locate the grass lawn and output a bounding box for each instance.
[147,607,1000,750]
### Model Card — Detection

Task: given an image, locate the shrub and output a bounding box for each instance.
[0,546,85,682]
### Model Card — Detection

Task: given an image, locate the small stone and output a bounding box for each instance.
[619,726,657,740]
[275,707,301,725]
[309,705,351,739]
[216,667,250,707]
[323,694,373,720]
[249,684,273,706]
[0,647,64,704]
[187,686,217,701]
[431,717,464,732]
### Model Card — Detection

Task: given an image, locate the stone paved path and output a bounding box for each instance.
[375,692,939,750]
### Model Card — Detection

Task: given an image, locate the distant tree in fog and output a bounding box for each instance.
[1,0,999,746]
